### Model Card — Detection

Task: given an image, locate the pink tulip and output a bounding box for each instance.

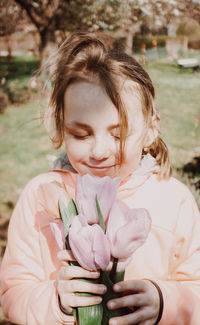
[75,174,121,224]
[68,214,111,271]
[106,202,151,259]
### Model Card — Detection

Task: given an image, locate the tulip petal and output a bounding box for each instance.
[69,215,111,271]
[75,174,121,224]
[115,209,151,258]
[92,225,110,270]
[107,204,151,260]
[69,215,96,270]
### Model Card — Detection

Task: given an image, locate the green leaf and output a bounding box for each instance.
[68,198,78,216]
[95,195,106,233]
[100,270,131,324]
[114,271,125,284]
[78,303,103,325]
[58,198,78,238]
[76,279,103,325]
[73,308,78,324]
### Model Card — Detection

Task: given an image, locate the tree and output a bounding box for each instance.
[105,0,144,54]
[185,0,200,23]
[11,0,200,64]
[12,0,122,67]
[14,0,71,65]
[0,0,22,60]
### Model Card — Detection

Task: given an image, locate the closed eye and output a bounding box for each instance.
[72,134,89,140]
[111,134,120,140]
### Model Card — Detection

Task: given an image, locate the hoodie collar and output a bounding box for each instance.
[51,152,159,196]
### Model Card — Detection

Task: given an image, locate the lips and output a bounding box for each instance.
[84,164,117,176]
[86,164,116,170]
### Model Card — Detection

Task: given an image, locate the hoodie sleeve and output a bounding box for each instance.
[157,188,200,325]
[0,176,75,325]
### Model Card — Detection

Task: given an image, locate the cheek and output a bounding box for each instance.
[124,136,144,164]
[64,138,89,161]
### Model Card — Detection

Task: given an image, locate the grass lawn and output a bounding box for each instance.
[0,97,58,214]
[147,61,200,167]
[146,61,200,205]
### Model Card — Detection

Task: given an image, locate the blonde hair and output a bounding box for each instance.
[48,31,171,179]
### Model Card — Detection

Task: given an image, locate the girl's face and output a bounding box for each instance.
[64,81,147,179]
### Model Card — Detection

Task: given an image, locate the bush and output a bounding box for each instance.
[0,56,39,80]
[113,35,170,53]
[0,56,40,105]
[0,88,9,113]
[133,35,168,52]
[6,79,30,103]
[177,156,200,208]
[188,39,200,49]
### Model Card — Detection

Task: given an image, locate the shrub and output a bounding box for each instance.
[133,35,168,52]
[0,88,9,113]
[188,39,200,49]
[113,35,170,53]
[176,156,200,208]
[0,56,40,105]
[6,79,30,104]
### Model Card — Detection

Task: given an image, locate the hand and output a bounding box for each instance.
[56,250,107,314]
[107,279,160,325]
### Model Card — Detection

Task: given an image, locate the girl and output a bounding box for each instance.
[0,32,200,325]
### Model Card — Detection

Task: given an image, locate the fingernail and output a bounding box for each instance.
[113,284,120,291]
[99,285,106,293]
[110,320,117,325]
[110,321,117,325]
[96,297,102,303]
[108,301,116,309]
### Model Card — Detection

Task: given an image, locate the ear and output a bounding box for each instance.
[144,127,158,147]
[144,115,160,148]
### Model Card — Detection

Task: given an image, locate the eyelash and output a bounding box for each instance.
[71,134,120,141]
[113,135,120,140]
[72,134,89,140]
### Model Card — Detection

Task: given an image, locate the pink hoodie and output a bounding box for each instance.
[0,162,200,324]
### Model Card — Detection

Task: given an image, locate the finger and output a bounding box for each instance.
[107,293,148,310]
[58,265,100,280]
[57,249,76,262]
[109,307,147,325]
[64,293,103,308]
[63,279,107,295]
[113,280,146,294]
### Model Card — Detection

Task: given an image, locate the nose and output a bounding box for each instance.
[90,136,110,161]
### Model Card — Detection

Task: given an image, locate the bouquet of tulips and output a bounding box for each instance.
[53,174,151,325]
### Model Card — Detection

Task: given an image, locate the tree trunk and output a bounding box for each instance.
[5,35,12,63]
[39,28,58,86]
[125,23,140,55]
[40,28,57,63]
[125,27,134,55]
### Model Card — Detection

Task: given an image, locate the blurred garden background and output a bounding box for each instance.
[0,0,200,322]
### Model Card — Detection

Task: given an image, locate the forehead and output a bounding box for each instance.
[64,81,118,122]
[64,80,143,127]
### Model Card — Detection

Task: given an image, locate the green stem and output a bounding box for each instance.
[109,258,118,283]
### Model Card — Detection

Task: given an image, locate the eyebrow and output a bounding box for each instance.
[65,122,120,131]
[65,122,92,131]
[109,124,120,131]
